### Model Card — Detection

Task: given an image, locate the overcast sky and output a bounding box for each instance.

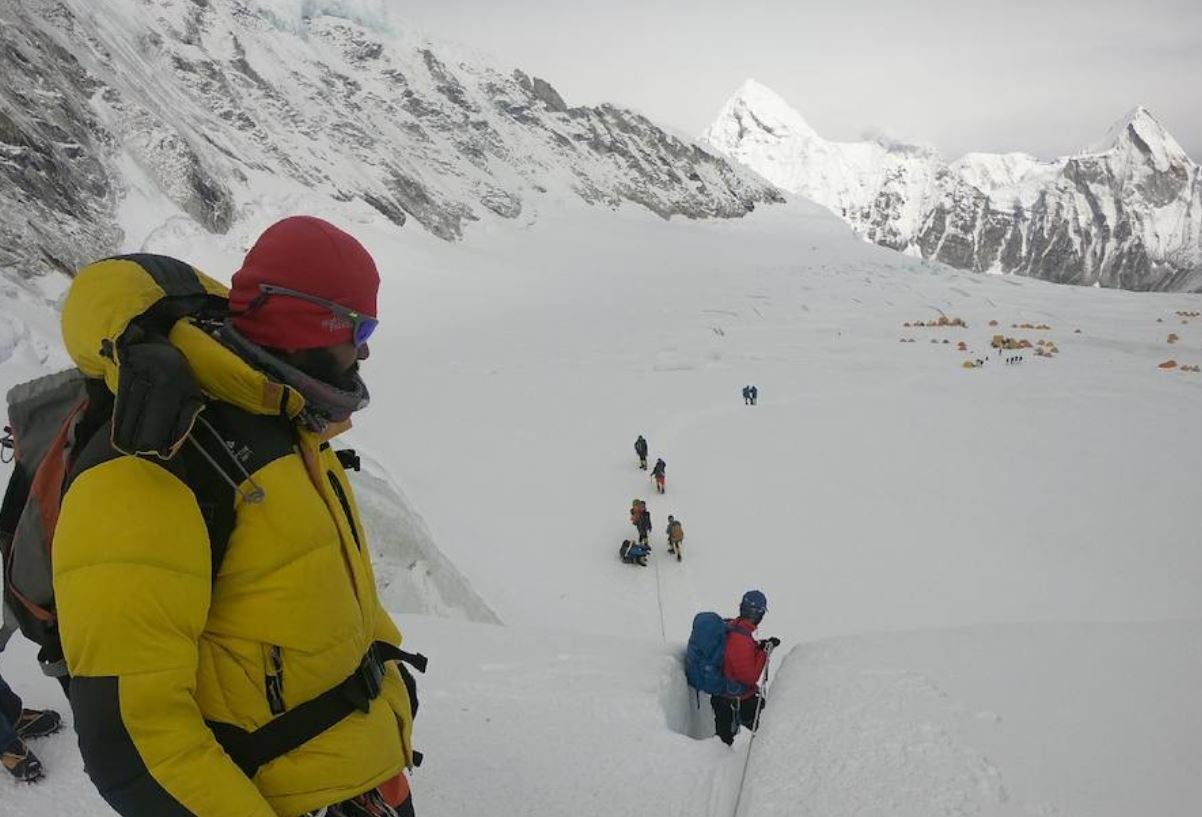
[392,0,1202,161]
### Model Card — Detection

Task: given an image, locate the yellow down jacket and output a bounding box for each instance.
[52,256,413,817]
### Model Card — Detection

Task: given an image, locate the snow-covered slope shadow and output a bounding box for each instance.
[742,622,1202,817]
[351,455,500,623]
[393,615,745,817]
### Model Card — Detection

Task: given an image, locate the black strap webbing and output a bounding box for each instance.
[209,642,427,778]
[336,448,361,472]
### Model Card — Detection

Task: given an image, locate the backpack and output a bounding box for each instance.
[684,611,750,701]
[0,255,230,679]
[618,540,648,563]
[1,371,97,675]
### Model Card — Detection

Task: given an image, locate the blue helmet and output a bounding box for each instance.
[740,590,767,620]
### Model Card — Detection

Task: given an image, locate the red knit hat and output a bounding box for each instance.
[229,216,379,351]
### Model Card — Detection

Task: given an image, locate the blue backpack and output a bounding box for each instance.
[685,612,750,699]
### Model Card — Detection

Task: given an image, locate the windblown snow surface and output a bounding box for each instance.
[2,192,1202,816]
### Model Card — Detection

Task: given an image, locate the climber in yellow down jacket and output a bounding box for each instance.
[53,217,417,816]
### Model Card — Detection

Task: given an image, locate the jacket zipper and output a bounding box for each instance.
[264,644,286,715]
[327,471,361,550]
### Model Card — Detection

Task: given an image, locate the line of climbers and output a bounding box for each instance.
[0,217,422,815]
[630,444,781,746]
[620,509,684,566]
[622,437,679,566]
[634,435,668,493]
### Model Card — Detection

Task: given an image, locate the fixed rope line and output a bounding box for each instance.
[732,647,773,817]
[651,529,667,642]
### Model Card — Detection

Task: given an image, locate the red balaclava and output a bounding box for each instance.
[229,216,379,351]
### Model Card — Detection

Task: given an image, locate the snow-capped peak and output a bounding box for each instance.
[703,79,818,146]
[702,87,1201,291]
[1086,106,1189,170]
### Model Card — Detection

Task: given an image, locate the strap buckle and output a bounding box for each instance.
[345,644,385,714]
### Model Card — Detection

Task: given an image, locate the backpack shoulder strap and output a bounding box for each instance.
[175,433,236,582]
[727,621,755,640]
[173,400,297,581]
[68,407,235,582]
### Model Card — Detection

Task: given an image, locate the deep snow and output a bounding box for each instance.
[2,193,1201,816]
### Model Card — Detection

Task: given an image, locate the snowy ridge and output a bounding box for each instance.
[0,0,781,281]
[704,81,1202,291]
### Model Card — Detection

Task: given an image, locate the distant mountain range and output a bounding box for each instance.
[0,0,781,282]
[3,1,1197,295]
[704,80,1202,292]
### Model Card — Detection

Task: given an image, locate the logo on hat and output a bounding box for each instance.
[322,315,353,332]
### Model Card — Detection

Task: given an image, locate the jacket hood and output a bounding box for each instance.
[62,255,307,420]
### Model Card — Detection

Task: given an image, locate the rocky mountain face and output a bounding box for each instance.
[704,80,1202,292]
[0,0,782,282]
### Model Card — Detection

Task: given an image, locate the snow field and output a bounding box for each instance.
[1,196,1201,816]
[364,201,1202,644]
[360,202,1202,815]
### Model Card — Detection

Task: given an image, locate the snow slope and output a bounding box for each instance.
[3,112,1202,817]
[4,614,1200,817]
[747,622,1202,817]
[0,0,780,282]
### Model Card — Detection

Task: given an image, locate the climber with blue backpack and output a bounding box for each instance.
[684,590,779,745]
